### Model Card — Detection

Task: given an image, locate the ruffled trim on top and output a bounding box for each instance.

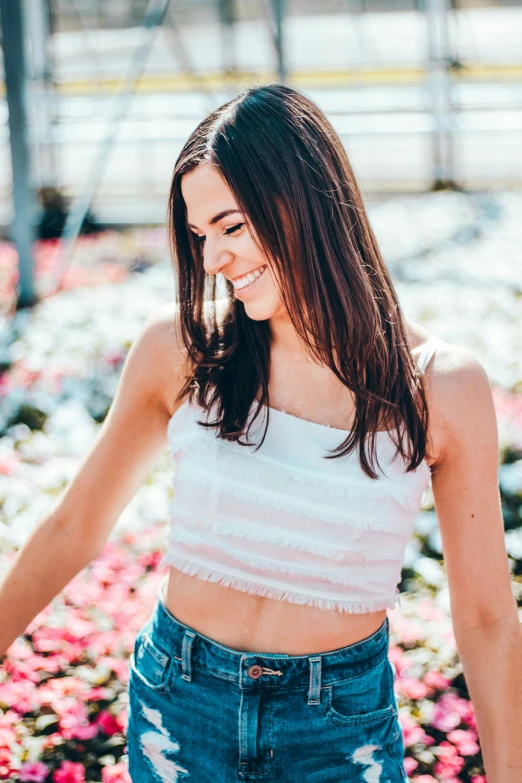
[166,526,398,586]
[158,552,398,614]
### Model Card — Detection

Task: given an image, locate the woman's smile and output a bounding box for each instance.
[230,264,268,296]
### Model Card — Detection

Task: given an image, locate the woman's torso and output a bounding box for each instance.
[162,318,442,655]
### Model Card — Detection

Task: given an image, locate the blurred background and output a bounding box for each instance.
[2,0,522,234]
[1,4,522,780]
[1,0,522,310]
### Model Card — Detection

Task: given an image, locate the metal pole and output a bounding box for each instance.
[218,0,235,74]
[46,0,171,297]
[272,0,286,83]
[165,4,214,111]
[25,0,57,187]
[426,0,455,189]
[0,0,37,309]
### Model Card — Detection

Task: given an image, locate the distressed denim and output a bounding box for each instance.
[126,576,408,782]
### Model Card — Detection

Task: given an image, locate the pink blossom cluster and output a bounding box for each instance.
[492,387,522,449]
[0,532,163,781]
[388,596,487,782]
[0,229,167,318]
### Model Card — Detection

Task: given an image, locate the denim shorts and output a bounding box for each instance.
[126,576,407,782]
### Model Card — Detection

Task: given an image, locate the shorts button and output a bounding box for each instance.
[247,664,263,679]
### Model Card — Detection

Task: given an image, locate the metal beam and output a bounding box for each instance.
[0,0,37,309]
[272,0,286,83]
[47,0,172,296]
[426,0,456,189]
[25,0,57,188]
[218,0,236,73]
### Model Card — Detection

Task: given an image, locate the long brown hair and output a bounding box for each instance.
[167,83,430,479]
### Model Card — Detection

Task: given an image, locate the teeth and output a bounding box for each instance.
[232,265,266,290]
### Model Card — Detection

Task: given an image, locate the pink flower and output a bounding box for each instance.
[396,676,429,700]
[96,710,122,736]
[69,722,99,740]
[433,740,466,778]
[430,692,471,732]
[412,776,438,782]
[0,709,20,727]
[389,614,424,645]
[447,728,480,756]
[0,746,15,780]
[0,726,16,748]
[57,701,98,740]
[101,762,131,782]
[85,686,114,702]
[423,671,451,691]
[0,678,39,713]
[415,600,450,623]
[4,658,40,684]
[471,776,488,783]
[52,760,86,783]
[404,756,418,775]
[41,732,63,751]
[0,455,21,475]
[400,712,435,747]
[19,761,49,782]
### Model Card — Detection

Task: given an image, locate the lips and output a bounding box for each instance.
[230,265,267,291]
[230,266,268,299]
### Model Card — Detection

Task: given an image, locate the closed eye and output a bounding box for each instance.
[224,223,244,236]
[190,223,243,245]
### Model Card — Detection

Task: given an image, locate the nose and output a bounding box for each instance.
[203,239,234,277]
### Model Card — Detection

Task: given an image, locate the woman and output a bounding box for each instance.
[1,84,520,782]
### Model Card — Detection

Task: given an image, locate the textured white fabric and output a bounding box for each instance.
[159,336,441,612]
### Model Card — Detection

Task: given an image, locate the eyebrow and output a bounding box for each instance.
[187,209,241,230]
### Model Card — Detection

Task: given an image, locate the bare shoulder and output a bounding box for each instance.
[143,301,183,354]
[421,335,494,468]
[134,302,189,418]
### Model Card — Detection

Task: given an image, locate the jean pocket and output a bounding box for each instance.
[130,631,172,693]
[324,657,398,727]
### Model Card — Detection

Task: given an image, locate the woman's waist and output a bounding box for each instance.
[162,565,389,656]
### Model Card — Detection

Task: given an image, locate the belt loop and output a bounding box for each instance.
[307,656,322,705]
[181,630,196,682]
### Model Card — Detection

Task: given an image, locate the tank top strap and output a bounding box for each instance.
[415,335,442,375]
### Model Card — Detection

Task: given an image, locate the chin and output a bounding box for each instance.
[240,301,276,321]
[240,293,283,322]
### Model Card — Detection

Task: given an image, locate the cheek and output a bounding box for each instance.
[265,268,282,301]
[241,240,282,294]
[241,233,267,265]
[259,269,287,320]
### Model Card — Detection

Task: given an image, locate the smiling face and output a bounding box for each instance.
[181,163,288,323]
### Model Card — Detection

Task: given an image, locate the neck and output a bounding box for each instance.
[268,313,315,362]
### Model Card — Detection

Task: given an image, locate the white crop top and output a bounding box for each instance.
[158,336,441,613]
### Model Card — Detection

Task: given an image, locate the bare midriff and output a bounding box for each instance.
[162,566,388,655]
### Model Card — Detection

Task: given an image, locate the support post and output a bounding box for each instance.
[0,0,38,308]
[426,0,456,189]
[218,0,235,74]
[272,0,286,83]
[25,0,57,188]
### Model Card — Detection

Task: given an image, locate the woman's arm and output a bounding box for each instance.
[428,345,522,783]
[0,303,186,659]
